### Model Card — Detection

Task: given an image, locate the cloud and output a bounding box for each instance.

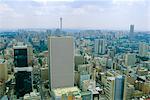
[112,0,147,6]
[0,3,22,18]
[0,0,149,30]
[0,3,13,13]
[0,0,74,1]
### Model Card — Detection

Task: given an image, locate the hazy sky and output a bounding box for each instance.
[0,0,149,31]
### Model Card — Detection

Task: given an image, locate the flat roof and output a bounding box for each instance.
[107,77,115,80]
[52,87,80,96]
[13,45,27,49]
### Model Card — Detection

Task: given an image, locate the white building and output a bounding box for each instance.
[48,36,74,90]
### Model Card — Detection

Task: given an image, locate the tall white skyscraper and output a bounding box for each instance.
[94,39,106,55]
[48,36,74,90]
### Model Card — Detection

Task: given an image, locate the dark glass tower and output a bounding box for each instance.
[14,45,32,99]
[114,75,125,100]
[14,48,28,67]
[15,71,32,98]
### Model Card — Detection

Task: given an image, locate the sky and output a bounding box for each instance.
[0,0,149,31]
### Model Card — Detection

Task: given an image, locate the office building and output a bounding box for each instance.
[107,58,113,69]
[105,77,115,100]
[75,54,85,71]
[107,48,115,59]
[27,45,33,66]
[139,42,149,57]
[78,64,92,74]
[0,81,5,97]
[81,91,92,100]
[14,44,33,67]
[130,24,134,33]
[40,67,48,82]
[14,45,28,67]
[105,75,126,100]
[13,45,33,98]
[48,36,74,90]
[114,75,126,100]
[126,84,135,100]
[94,39,99,54]
[124,53,136,67]
[15,71,32,98]
[0,59,8,81]
[79,74,90,89]
[94,39,106,55]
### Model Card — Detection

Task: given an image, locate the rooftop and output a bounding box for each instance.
[52,87,80,96]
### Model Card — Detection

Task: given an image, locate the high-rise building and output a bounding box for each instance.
[126,84,135,100]
[0,59,8,81]
[94,39,106,55]
[15,71,32,98]
[94,39,99,54]
[40,67,48,82]
[124,53,136,67]
[48,36,74,90]
[105,75,126,100]
[130,24,134,33]
[79,74,90,89]
[14,44,33,66]
[74,54,85,71]
[14,45,28,67]
[114,75,126,100]
[105,77,115,100]
[60,17,62,30]
[27,45,33,66]
[139,42,149,57]
[13,45,33,98]
[0,81,5,97]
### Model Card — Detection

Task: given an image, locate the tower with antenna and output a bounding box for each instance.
[60,17,62,31]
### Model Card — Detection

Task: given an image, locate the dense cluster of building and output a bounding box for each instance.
[0,25,150,100]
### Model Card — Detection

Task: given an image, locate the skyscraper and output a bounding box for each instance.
[48,36,74,90]
[105,77,115,100]
[94,39,99,54]
[0,59,8,81]
[114,75,126,100]
[124,53,136,67]
[105,75,126,100]
[14,44,33,66]
[139,42,149,57]
[13,45,33,98]
[130,24,134,33]
[14,45,28,67]
[60,17,62,31]
[94,39,106,55]
[27,45,33,66]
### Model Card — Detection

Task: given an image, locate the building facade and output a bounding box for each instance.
[48,36,74,90]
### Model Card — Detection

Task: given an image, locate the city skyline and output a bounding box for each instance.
[0,0,149,31]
